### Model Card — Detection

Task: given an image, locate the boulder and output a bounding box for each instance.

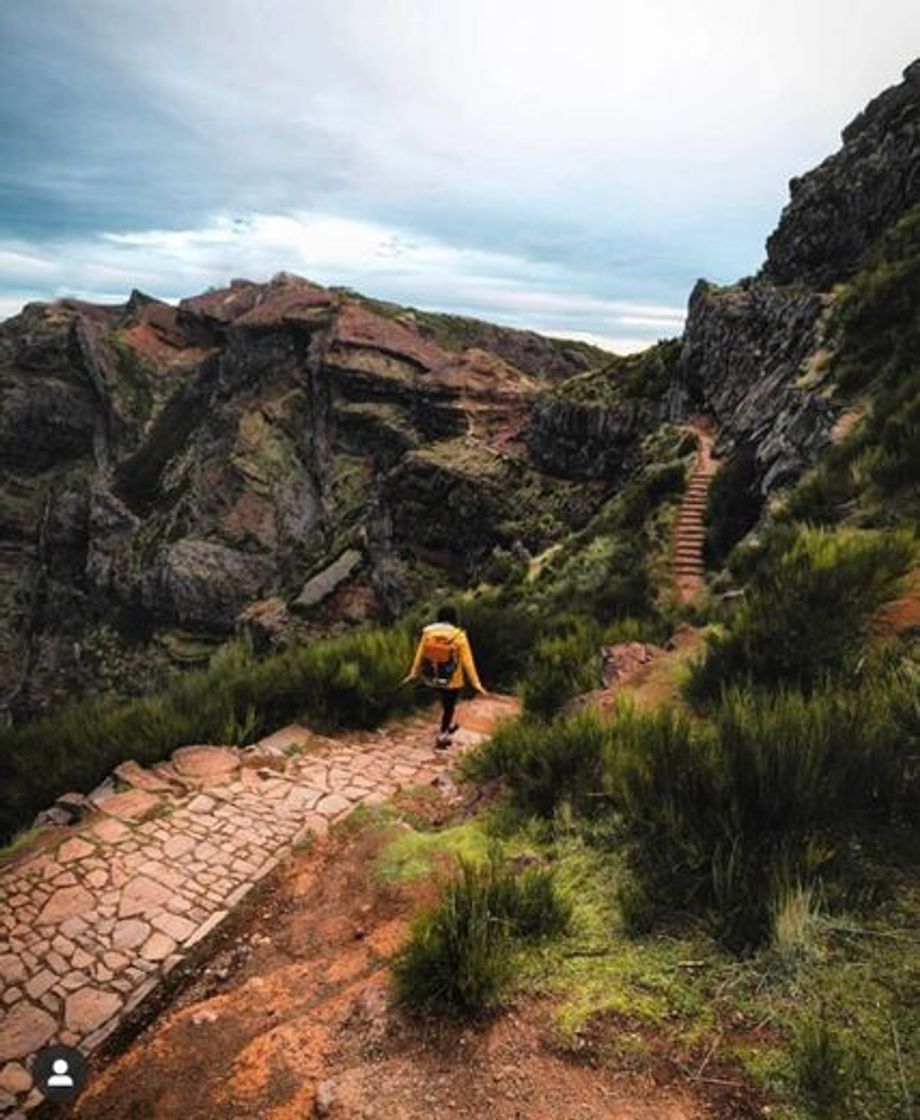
[292,550,363,613]
[237,596,290,652]
[142,539,275,632]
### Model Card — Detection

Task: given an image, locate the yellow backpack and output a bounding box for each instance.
[420,627,460,688]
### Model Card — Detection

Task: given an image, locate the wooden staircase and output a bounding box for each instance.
[673,421,718,604]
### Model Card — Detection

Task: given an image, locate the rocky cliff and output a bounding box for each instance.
[3,59,918,719]
[0,276,614,719]
[673,58,920,498]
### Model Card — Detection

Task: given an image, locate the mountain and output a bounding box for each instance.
[1,57,918,723]
[0,275,622,719]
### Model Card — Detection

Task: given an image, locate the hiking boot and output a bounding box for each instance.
[447,723,459,734]
[435,732,452,749]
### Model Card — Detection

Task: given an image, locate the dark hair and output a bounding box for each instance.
[437,604,459,625]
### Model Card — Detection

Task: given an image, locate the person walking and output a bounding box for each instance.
[403,605,486,748]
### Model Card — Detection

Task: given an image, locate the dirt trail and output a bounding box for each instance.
[0,697,517,1116]
[673,420,718,605]
[67,776,717,1120]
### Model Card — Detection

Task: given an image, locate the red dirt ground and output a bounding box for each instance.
[66,805,748,1120]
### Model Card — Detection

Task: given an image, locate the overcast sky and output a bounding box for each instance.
[1,1,917,351]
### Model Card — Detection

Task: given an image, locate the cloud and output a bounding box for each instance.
[1,1,917,337]
[0,210,686,352]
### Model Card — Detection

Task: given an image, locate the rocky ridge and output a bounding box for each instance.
[672,58,920,499]
[2,59,918,716]
[0,278,614,718]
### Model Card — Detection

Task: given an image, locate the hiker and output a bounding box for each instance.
[403,605,486,748]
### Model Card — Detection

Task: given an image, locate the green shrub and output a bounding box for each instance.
[463,708,610,819]
[392,854,570,1016]
[0,625,423,844]
[603,680,916,948]
[453,595,541,691]
[703,443,763,568]
[794,1012,854,1118]
[520,617,602,718]
[687,526,915,701]
[830,202,920,398]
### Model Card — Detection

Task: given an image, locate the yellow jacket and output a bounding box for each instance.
[406,623,485,692]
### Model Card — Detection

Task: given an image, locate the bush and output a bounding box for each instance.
[520,617,603,718]
[794,1012,854,1118]
[463,708,610,819]
[392,854,570,1016]
[604,680,917,948]
[703,442,763,568]
[687,526,915,701]
[0,625,423,844]
[453,595,541,692]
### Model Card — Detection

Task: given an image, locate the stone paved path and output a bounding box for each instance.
[673,419,718,605]
[0,694,518,1115]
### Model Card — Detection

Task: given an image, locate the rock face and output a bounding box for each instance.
[763,59,920,287]
[0,274,609,717]
[673,58,920,495]
[677,279,837,492]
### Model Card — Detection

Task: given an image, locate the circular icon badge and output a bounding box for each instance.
[32,1044,88,1103]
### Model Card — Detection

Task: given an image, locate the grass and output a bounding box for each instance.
[375,822,493,884]
[687,525,916,701]
[392,851,571,1016]
[462,707,610,819]
[0,624,425,845]
[440,806,920,1118]
[0,825,47,863]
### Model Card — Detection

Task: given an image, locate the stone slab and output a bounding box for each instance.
[100,789,163,822]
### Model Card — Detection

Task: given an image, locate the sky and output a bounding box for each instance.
[1,1,917,352]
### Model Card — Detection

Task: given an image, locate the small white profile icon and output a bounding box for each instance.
[47,1058,74,1088]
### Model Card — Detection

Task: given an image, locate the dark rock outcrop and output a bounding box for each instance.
[0,273,606,717]
[678,279,836,491]
[675,58,920,497]
[763,59,920,287]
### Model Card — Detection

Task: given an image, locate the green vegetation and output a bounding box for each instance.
[687,525,915,701]
[554,338,681,410]
[703,442,763,569]
[0,625,423,844]
[392,852,571,1016]
[374,822,492,884]
[464,708,608,817]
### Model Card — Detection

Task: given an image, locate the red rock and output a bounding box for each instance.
[139,932,175,962]
[0,955,25,985]
[91,817,131,843]
[56,836,95,863]
[171,745,240,783]
[162,834,196,860]
[151,912,196,943]
[0,1004,56,1061]
[64,987,122,1034]
[113,761,175,794]
[118,875,171,918]
[99,789,163,822]
[37,885,94,926]
[331,302,447,371]
[0,1062,31,1094]
[315,793,351,819]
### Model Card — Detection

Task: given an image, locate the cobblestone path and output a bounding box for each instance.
[0,694,518,1115]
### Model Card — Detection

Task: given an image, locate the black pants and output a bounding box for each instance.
[438,689,461,733]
